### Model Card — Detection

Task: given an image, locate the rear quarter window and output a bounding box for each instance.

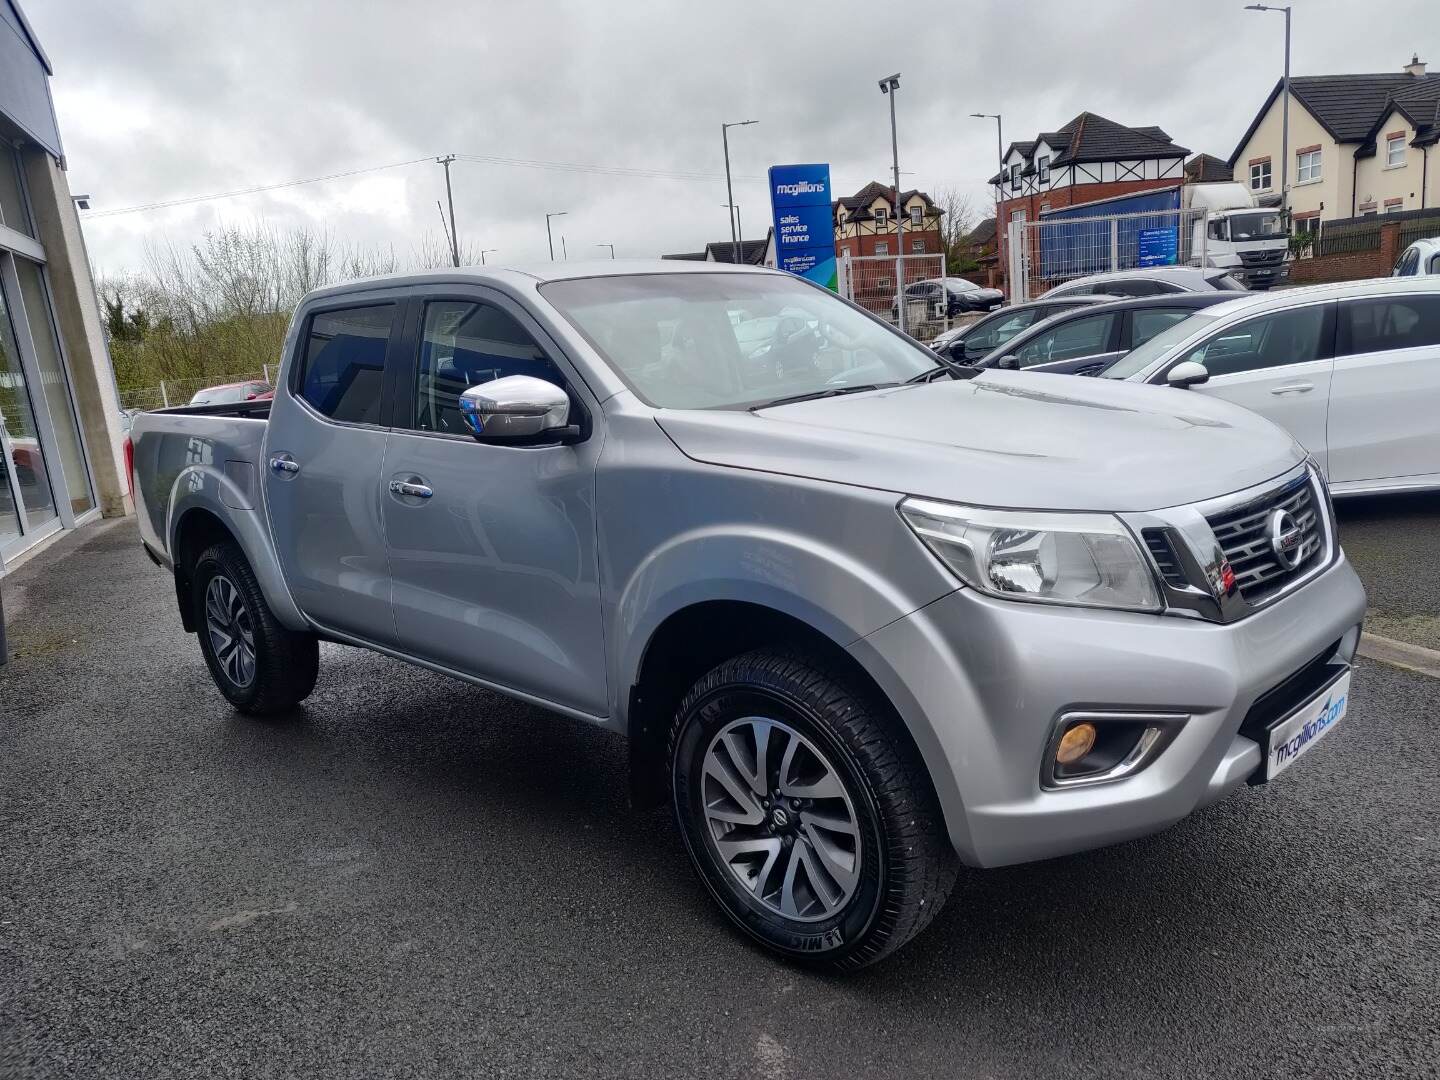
[294,304,395,424]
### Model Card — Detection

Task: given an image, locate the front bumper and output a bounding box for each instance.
[848,555,1367,868]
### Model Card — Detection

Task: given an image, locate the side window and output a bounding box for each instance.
[1430,254,1440,276]
[1392,249,1417,276]
[1338,296,1440,356]
[964,310,1037,356]
[1182,305,1328,378]
[412,300,567,434]
[296,304,394,424]
[1048,283,1089,298]
[1131,308,1194,347]
[1014,313,1116,366]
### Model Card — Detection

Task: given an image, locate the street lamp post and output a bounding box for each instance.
[721,203,743,248]
[879,74,905,332]
[480,248,497,265]
[595,243,615,259]
[545,211,567,261]
[721,120,758,265]
[1246,4,1292,212]
[970,112,1004,287]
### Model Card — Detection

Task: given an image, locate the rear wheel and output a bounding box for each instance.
[669,649,957,970]
[191,541,318,715]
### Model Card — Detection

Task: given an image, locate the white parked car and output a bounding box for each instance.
[1101,277,1440,496]
[1041,265,1246,299]
[1392,237,1440,277]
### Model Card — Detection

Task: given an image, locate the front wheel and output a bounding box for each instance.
[669,650,957,970]
[191,541,318,715]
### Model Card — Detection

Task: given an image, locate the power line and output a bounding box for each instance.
[82,151,772,221]
[82,157,435,218]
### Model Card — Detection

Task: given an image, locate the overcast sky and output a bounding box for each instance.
[23,0,1436,277]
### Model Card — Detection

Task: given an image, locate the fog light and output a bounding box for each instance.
[1055,722,1097,765]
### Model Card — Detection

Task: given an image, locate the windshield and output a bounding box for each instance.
[191,385,248,405]
[945,278,980,293]
[1099,312,1220,380]
[1225,211,1284,242]
[541,272,937,409]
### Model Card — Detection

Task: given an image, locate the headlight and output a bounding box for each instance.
[899,498,1162,612]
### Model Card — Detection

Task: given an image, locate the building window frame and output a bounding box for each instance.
[875,241,890,255]
[1383,198,1404,214]
[1385,133,1407,168]
[909,204,923,226]
[910,239,923,253]
[1295,148,1322,184]
[1037,156,1050,184]
[873,207,888,228]
[1249,158,1272,192]
[1009,163,1021,192]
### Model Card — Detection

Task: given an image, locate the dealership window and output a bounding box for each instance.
[1249,159,1272,191]
[1296,148,1321,183]
[1386,135,1407,167]
[0,144,33,237]
[875,241,889,255]
[1037,156,1049,183]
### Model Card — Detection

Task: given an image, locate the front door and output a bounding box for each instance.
[263,298,402,643]
[1326,291,1440,485]
[1161,301,1336,474]
[380,288,608,717]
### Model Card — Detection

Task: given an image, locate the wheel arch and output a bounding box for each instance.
[625,599,950,846]
[169,501,307,634]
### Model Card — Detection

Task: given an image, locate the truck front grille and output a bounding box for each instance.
[1204,475,1324,604]
[1239,249,1286,268]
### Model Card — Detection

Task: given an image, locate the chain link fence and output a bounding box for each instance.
[837,253,950,342]
[118,366,277,412]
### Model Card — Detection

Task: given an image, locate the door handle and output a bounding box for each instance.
[388,479,433,499]
[269,455,300,475]
[1270,383,1315,395]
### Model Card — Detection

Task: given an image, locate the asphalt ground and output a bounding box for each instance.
[1,516,1436,1079]
[1334,488,1440,650]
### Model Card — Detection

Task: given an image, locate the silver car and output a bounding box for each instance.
[1042,265,1246,298]
[130,262,1365,970]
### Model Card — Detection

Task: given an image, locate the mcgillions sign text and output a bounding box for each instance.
[768,164,837,291]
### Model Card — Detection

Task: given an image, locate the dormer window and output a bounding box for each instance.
[1009,163,1021,191]
[874,207,888,226]
[909,204,923,226]
[1037,156,1050,183]
[838,209,847,224]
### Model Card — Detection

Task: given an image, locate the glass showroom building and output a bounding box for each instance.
[1,0,129,568]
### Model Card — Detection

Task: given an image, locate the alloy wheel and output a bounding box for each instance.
[205,574,257,688]
[700,716,862,922]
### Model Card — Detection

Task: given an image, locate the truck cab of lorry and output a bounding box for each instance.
[1186,181,1290,289]
[130,261,1366,972]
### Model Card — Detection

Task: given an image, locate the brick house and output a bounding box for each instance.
[832,181,943,259]
[991,112,1190,264]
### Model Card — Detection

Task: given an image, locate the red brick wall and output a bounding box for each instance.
[835,229,941,258]
[1287,221,1402,284]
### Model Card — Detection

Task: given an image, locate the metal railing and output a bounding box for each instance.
[837,252,950,341]
[118,365,276,412]
[1006,207,1209,302]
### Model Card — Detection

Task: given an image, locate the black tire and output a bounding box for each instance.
[191,541,318,715]
[669,649,957,971]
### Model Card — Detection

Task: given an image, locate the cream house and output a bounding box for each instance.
[1229,55,1439,228]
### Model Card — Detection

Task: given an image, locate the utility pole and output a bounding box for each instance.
[561,235,568,260]
[436,155,459,266]
[595,243,615,259]
[879,74,905,332]
[722,204,743,248]
[971,113,1004,286]
[480,248,497,265]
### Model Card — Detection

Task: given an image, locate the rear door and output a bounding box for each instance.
[263,296,403,643]
[1154,301,1336,472]
[379,286,609,716]
[1326,291,1440,485]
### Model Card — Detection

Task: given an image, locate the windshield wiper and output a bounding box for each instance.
[749,383,898,411]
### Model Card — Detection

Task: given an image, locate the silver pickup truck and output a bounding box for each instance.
[131,261,1366,970]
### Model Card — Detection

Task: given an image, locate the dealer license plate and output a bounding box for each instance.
[1262,669,1351,781]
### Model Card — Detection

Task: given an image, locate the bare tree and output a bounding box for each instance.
[935,187,981,273]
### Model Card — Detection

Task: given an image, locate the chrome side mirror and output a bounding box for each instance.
[1166,360,1210,389]
[459,375,576,442]
[997,354,1020,371]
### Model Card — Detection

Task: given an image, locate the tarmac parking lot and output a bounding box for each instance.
[1,500,1437,1080]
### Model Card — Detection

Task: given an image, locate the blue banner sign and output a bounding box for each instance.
[1137,226,1179,267]
[768,163,837,290]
